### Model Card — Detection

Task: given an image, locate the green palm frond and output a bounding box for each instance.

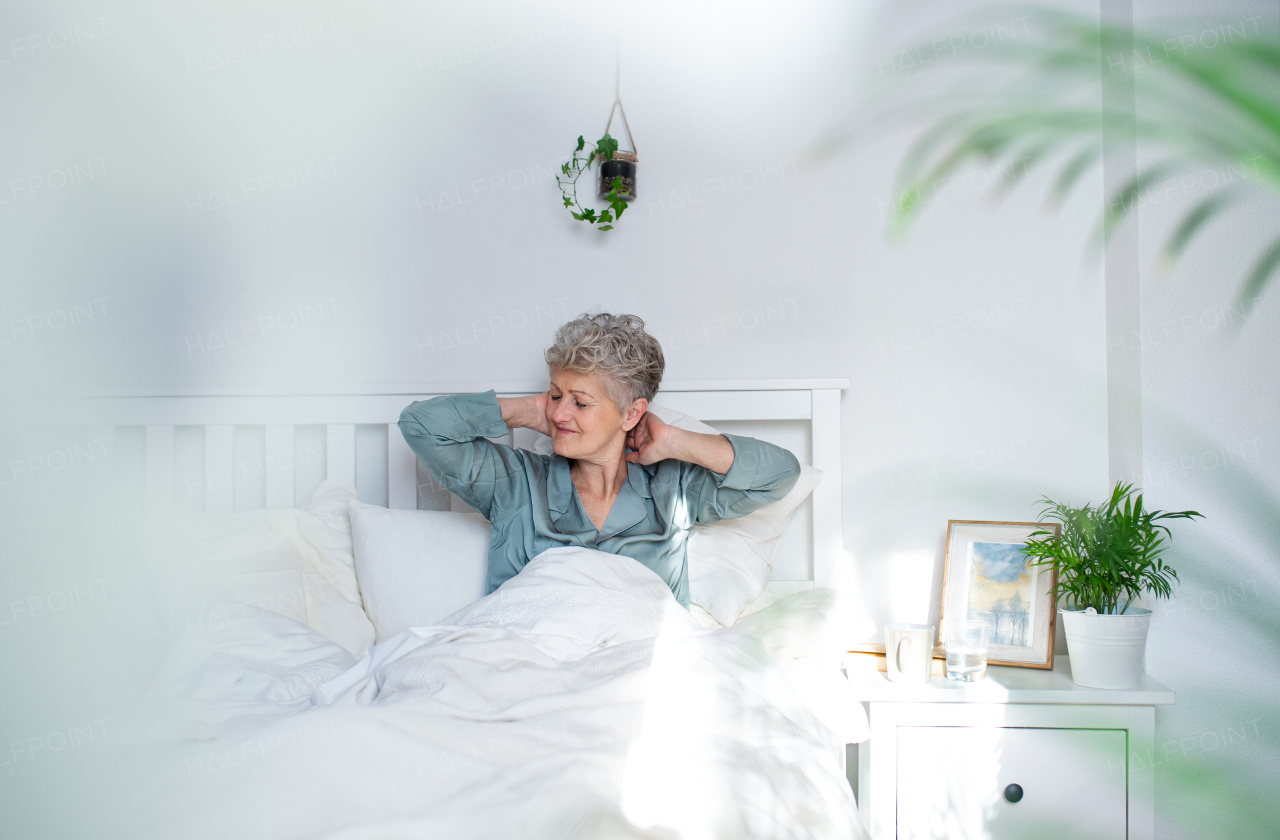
[1093,160,1185,252]
[1023,481,1202,614]
[1160,189,1247,264]
[818,5,1280,316]
[1048,146,1103,207]
[1238,236,1280,313]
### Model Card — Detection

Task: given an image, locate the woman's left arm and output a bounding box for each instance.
[663,428,736,475]
[627,414,801,524]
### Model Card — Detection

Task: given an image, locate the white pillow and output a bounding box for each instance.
[687,464,822,626]
[532,403,819,626]
[347,500,491,643]
[143,476,376,658]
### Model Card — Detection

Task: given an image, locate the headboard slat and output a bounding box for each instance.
[204,425,234,514]
[653,390,811,421]
[87,425,115,504]
[145,425,174,511]
[265,425,295,509]
[327,424,357,484]
[387,426,417,510]
[810,389,844,589]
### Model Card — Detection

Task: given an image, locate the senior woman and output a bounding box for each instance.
[397,312,801,608]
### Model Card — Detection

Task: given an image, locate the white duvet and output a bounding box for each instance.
[141,547,866,840]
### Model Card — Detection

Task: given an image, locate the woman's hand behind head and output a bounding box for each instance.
[624,410,676,465]
[497,392,553,437]
[529,390,551,436]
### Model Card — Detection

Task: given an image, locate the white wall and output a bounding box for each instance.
[0,0,1109,614]
[0,0,1125,836]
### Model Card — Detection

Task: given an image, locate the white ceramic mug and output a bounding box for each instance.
[884,623,935,683]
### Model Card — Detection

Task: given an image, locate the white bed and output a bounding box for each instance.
[56,379,865,840]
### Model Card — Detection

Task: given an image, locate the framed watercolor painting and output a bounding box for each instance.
[939,520,1061,670]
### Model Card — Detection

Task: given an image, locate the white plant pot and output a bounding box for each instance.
[1060,606,1152,689]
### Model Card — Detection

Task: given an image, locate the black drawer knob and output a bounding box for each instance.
[1004,784,1024,803]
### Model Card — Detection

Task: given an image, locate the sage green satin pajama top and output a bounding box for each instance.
[398,390,802,607]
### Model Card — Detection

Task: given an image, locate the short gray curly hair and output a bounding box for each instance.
[544,312,664,415]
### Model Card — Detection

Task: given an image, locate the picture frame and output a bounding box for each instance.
[939,520,1060,670]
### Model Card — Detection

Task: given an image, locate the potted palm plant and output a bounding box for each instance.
[1021,481,1202,688]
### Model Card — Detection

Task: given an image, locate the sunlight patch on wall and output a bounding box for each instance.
[888,549,935,625]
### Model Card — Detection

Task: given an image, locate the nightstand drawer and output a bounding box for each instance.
[896,726,1127,840]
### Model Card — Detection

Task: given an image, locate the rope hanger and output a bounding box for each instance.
[603,36,637,156]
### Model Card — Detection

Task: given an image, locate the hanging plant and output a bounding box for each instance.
[557,101,639,232]
[557,134,631,231]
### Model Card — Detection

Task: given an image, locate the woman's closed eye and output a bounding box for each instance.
[550,395,587,409]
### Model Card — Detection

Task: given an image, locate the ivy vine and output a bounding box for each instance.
[557,133,630,231]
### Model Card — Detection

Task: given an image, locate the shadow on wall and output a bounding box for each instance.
[1142,407,1280,839]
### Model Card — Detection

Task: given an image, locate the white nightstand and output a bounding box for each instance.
[846,656,1175,840]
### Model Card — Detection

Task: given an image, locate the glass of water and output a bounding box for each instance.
[944,620,990,682]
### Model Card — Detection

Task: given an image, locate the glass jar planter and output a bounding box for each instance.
[598,151,636,202]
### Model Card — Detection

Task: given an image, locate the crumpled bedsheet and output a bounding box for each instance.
[138,546,867,840]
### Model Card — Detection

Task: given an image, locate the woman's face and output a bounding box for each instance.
[547,369,643,462]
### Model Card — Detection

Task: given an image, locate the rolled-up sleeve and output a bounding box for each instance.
[397,390,528,521]
[682,433,801,525]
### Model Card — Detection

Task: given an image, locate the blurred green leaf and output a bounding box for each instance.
[1161,190,1244,263]
[1236,235,1280,315]
[1094,160,1184,251]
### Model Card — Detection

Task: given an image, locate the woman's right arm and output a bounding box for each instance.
[496,392,551,437]
[398,390,545,520]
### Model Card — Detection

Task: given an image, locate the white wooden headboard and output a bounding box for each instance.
[53,378,848,592]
